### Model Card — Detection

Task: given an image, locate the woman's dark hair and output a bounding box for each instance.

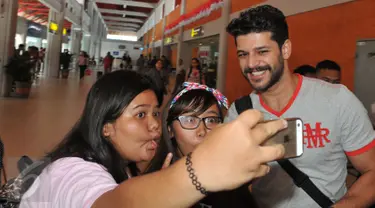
[187,58,203,82]
[146,87,223,173]
[45,70,163,183]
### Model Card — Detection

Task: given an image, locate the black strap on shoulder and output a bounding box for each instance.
[277,160,333,208]
[234,95,253,114]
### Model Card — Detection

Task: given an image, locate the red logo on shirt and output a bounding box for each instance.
[303,123,331,148]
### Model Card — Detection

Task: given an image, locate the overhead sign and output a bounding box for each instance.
[49,22,58,34]
[191,26,204,38]
[164,37,173,44]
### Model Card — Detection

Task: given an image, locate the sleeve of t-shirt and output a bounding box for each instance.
[337,86,375,156]
[224,103,239,123]
[48,158,118,208]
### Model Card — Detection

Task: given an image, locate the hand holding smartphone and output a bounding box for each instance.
[262,118,304,159]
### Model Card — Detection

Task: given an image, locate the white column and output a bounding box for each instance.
[0,0,18,96]
[89,12,99,58]
[44,6,66,78]
[96,25,103,61]
[216,0,231,92]
[160,17,166,57]
[70,25,82,70]
[176,0,186,72]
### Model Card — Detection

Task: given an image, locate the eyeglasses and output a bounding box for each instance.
[174,116,222,130]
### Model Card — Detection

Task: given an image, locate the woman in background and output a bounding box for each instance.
[186,58,205,84]
[78,51,89,79]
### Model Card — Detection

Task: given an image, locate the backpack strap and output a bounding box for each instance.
[277,160,333,208]
[234,95,253,114]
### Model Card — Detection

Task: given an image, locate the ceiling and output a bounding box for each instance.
[18,0,72,29]
[95,0,159,33]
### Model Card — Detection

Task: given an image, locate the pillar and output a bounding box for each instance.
[151,28,156,56]
[176,0,186,72]
[89,12,99,58]
[216,0,231,92]
[0,0,18,96]
[44,5,66,78]
[96,25,102,61]
[160,17,166,57]
[70,25,82,70]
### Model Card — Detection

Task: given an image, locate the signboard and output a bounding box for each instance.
[119,45,126,50]
[191,26,204,38]
[49,22,58,34]
[164,37,173,44]
[113,51,119,56]
[63,28,67,36]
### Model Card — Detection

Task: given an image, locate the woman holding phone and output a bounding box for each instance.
[20,71,285,208]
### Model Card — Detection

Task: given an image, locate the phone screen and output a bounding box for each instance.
[262,118,304,159]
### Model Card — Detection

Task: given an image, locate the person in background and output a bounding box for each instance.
[149,83,259,208]
[78,51,89,80]
[144,59,168,95]
[226,5,375,207]
[103,52,113,74]
[136,54,145,72]
[16,44,26,56]
[316,60,341,84]
[151,56,157,67]
[186,58,205,84]
[20,70,287,208]
[172,59,186,94]
[293,65,316,78]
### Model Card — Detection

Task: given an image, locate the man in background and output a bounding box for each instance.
[293,65,316,78]
[316,60,341,84]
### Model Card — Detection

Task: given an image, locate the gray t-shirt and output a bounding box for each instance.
[225,75,375,208]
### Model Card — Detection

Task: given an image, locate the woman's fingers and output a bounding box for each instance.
[236,110,264,130]
[250,119,288,145]
[162,153,173,169]
[252,164,271,179]
[257,144,285,164]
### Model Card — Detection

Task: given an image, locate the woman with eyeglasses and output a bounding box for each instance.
[148,82,259,208]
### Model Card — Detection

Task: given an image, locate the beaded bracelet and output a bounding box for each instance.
[186,152,210,195]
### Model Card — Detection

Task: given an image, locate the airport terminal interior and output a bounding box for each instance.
[0,0,374,206]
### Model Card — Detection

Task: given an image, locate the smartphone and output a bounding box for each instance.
[262,118,304,159]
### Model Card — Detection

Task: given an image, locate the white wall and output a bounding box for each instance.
[100,39,143,63]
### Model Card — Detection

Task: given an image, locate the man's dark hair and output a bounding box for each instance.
[316,60,341,72]
[226,5,289,48]
[294,65,316,75]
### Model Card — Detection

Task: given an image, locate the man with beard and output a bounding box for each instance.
[225,5,375,208]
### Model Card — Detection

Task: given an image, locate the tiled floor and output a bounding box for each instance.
[0,70,94,178]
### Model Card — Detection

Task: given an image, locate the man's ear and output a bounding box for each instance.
[281,39,292,60]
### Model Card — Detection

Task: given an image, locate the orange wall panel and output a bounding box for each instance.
[148,28,154,43]
[166,8,181,26]
[225,0,375,103]
[231,0,265,13]
[287,0,375,91]
[184,9,222,31]
[185,0,211,14]
[154,21,163,41]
